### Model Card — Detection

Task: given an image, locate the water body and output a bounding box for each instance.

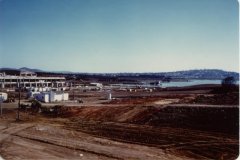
[111,80,239,89]
[161,80,222,88]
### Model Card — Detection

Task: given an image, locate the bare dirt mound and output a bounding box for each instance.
[57,105,238,135]
[41,105,239,159]
[190,93,239,105]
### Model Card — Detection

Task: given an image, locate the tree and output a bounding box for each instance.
[221,76,236,87]
[211,76,238,94]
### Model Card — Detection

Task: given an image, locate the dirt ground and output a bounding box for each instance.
[0,86,239,160]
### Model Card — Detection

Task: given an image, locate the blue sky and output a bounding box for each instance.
[0,0,239,73]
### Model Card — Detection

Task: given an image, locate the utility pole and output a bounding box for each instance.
[0,83,2,116]
[73,89,75,100]
[72,82,75,100]
[0,93,2,116]
[17,80,21,121]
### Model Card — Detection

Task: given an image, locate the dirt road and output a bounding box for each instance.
[0,121,182,160]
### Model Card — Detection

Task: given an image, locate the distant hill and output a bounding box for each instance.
[160,69,239,80]
[0,68,238,80]
[19,67,44,73]
[0,68,20,75]
[105,69,239,80]
[0,67,44,75]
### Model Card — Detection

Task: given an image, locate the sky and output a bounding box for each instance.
[0,0,239,73]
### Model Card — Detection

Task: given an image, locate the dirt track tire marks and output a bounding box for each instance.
[0,123,34,142]
[64,120,239,160]
[13,125,183,160]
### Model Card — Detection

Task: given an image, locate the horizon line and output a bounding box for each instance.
[0,66,239,74]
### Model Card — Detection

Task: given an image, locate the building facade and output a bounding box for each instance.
[0,71,66,89]
[34,91,69,103]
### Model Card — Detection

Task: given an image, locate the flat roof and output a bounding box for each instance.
[0,76,65,80]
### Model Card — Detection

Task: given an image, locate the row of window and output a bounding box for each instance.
[0,79,65,82]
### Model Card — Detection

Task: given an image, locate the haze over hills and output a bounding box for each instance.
[0,67,239,80]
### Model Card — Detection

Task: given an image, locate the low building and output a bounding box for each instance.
[28,87,68,98]
[0,92,8,101]
[34,91,69,103]
[35,92,49,103]
[28,91,41,98]
[108,93,112,100]
[27,87,51,98]
[90,83,103,88]
[49,91,69,102]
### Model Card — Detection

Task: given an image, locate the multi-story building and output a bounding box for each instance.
[0,71,66,89]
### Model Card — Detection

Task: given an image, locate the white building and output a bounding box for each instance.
[35,92,49,103]
[28,87,68,98]
[27,87,51,98]
[108,93,112,100]
[0,92,8,101]
[28,91,41,98]
[34,91,69,103]
[90,83,103,88]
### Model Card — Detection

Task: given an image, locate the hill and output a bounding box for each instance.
[0,68,238,80]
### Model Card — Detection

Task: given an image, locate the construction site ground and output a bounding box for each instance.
[0,86,239,160]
